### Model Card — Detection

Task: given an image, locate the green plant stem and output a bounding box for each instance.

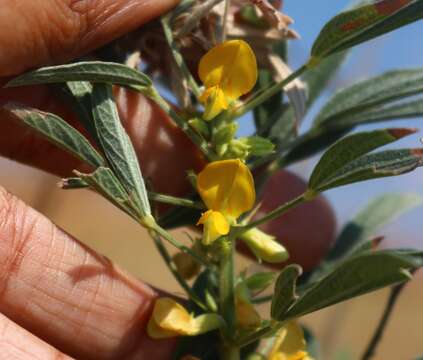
[161,15,201,98]
[220,0,231,42]
[233,65,308,119]
[361,284,406,360]
[219,236,240,360]
[219,237,237,334]
[235,325,275,348]
[145,87,217,161]
[251,294,272,304]
[221,343,241,360]
[152,222,210,267]
[235,194,307,235]
[148,191,205,209]
[150,230,208,311]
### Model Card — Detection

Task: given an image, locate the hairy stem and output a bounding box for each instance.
[145,87,217,161]
[219,236,239,360]
[152,222,210,267]
[233,65,307,118]
[161,15,202,98]
[148,191,205,209]
[236,194,306,234]
[151,230,208,310]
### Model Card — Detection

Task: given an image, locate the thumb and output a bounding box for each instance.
[0,0,179,76]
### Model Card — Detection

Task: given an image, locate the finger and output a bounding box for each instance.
[0,313,73,360]
[0,0,180,76]
[0,186,176,360]
[0,86,205,198]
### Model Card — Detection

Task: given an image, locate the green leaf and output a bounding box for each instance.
[244,272,276,293]
[271,265,302,321]
[308,128,416,191]
[75,167,140,220]
[62,81,100,144]
[320,98,423,130]
[91,83,151,219]
[317,147,423,192]
[281,98,423,167]
[285,250,423,318]
[327,193,422,260]
[6,61,152,88]
[314,69,423,127]
[310,0,423,62]
[5,105,104,168]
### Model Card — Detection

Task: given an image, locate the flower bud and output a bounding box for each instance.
[241,228,289,263]
[147,298,222,339]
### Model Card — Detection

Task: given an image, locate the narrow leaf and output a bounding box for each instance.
[286,250,423,318]
[5,105,105,168]
[6,61,152,88]
[91,83,151,218]
[244,272,276,293]
[309,128,416,191]
[318,148,423,192]
[314,69,423,127]
[319,98,423,130]
[311,0,423,61]
[271,265,302,321]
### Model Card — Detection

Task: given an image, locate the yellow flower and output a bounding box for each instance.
[268,322,314,360]
[196,159,256,244]
[198,40,258,120]
[147,298,222,339]
[197,210,230,245]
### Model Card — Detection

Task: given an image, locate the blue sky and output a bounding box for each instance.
[245,1,423,247]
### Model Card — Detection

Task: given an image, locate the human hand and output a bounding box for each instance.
[0,1,190,359]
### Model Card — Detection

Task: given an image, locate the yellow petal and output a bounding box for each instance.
[268,321,314,360]
[199,40,257,100]
[197,210,230,245]
[199,85,229,121]
[241,228,289,263]
[197,159,255,220]
[147,298,222,339]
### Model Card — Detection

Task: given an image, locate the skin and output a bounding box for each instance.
[0,1,194,359]
[0,1,337,358]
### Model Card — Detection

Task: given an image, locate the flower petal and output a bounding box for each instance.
[197,210,230,245]
[269,321,314,360]
[197,159,256,219]
[199,40,258,100]
[199,85,229,120]
[147,298,222,339]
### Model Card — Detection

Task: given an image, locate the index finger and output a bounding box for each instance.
[0,0,179,76]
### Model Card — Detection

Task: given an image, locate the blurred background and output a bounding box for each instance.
[1,1,423,359]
